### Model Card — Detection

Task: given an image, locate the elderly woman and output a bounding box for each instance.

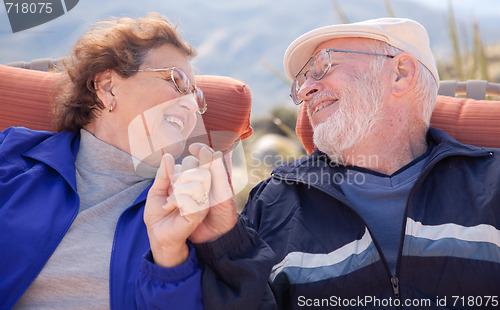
[1,13,236,309]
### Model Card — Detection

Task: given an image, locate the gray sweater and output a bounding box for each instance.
[14,129,154,309]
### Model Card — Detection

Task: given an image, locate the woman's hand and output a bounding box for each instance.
[143,152,211,268]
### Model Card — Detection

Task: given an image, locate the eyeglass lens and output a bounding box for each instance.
[311,50,331,80]
[291,49,394,105]
[296,50,331,88]
[291,50,331,105]
[171,68,206,113]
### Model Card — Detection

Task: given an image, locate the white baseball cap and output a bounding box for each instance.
[283,18,439,86]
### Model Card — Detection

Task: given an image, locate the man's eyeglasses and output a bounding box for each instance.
[291,49,395,105]
[127,67,207,114]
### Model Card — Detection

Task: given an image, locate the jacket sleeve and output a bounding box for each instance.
[194,217,278,310]
[135,242,204,310]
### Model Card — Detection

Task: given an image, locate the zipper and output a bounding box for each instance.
[271,170,399,299]
[391,144,493,306]
[390,147,453,303]
[391,277,400,298]
[272,144,493,306]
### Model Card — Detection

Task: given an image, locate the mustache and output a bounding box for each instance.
[307,91,340,108]
[307,91,341,119]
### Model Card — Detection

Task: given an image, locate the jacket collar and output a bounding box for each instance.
[425,127,493,162]
[23,130,81,192]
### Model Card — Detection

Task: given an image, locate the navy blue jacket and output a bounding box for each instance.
[0,127,203,309]
[202,128,500,309]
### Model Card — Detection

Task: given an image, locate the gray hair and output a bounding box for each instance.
[367,41,438,128]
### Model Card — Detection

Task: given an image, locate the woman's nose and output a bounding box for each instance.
[179,93,198,113]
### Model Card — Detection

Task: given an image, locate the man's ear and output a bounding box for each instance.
[94,70,115,108]
[391,53,419,97]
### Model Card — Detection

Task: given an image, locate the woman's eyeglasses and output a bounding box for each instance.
[127,67,207,114]
[291,49,394,105]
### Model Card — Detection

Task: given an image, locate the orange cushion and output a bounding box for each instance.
[194,75,253,152]
[0,64,58,131]
[296,95,500,155]
[0,64,253,152]
[429,96,500,148]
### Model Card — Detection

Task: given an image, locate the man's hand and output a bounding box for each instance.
[187,143,238,244]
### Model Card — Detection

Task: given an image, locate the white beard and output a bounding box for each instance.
[311,68,385,165]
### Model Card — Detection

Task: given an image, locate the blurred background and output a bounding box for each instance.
[2,0,500,209]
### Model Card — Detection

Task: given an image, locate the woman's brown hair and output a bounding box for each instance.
[53,12,196,132]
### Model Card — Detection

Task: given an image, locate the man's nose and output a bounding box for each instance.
[297,78,324,103]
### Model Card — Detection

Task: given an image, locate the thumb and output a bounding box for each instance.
[156,153,175,180]
[144,153,176,226]
[209,151,234,205]
[150,153,175,199]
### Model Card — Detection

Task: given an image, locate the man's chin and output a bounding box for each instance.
[313,121,360,165]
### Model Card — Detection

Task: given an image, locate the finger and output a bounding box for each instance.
[144,153,176,226]
[167,167,211,211]
[150,153,175,198]
[173,163,182,181]
[171,181,206,202]
[174,168,212,192]
[209,151,229,183]
[174,194,210,217]
[155,153,175,180]
[208,151,234,205]
[181,155,199,172]
[189,143,214,167]
[199,146,214,168]
[188,143,211,156]
[161,196,180,215]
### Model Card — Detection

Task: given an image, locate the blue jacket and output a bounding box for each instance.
[202,128,500,309]
[0,127,203,310]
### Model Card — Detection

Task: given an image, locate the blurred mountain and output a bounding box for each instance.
[1,0,499,117]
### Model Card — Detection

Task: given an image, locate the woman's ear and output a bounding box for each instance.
[94,70,116,110]
[391,53,419,97]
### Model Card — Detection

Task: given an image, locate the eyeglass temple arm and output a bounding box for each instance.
[326,49,394,58]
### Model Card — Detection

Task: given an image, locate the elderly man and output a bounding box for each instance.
[196,18,500,309]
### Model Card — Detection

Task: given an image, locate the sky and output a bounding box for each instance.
[413,0,500,16]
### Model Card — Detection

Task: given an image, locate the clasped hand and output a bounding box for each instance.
[144,143,238,268]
